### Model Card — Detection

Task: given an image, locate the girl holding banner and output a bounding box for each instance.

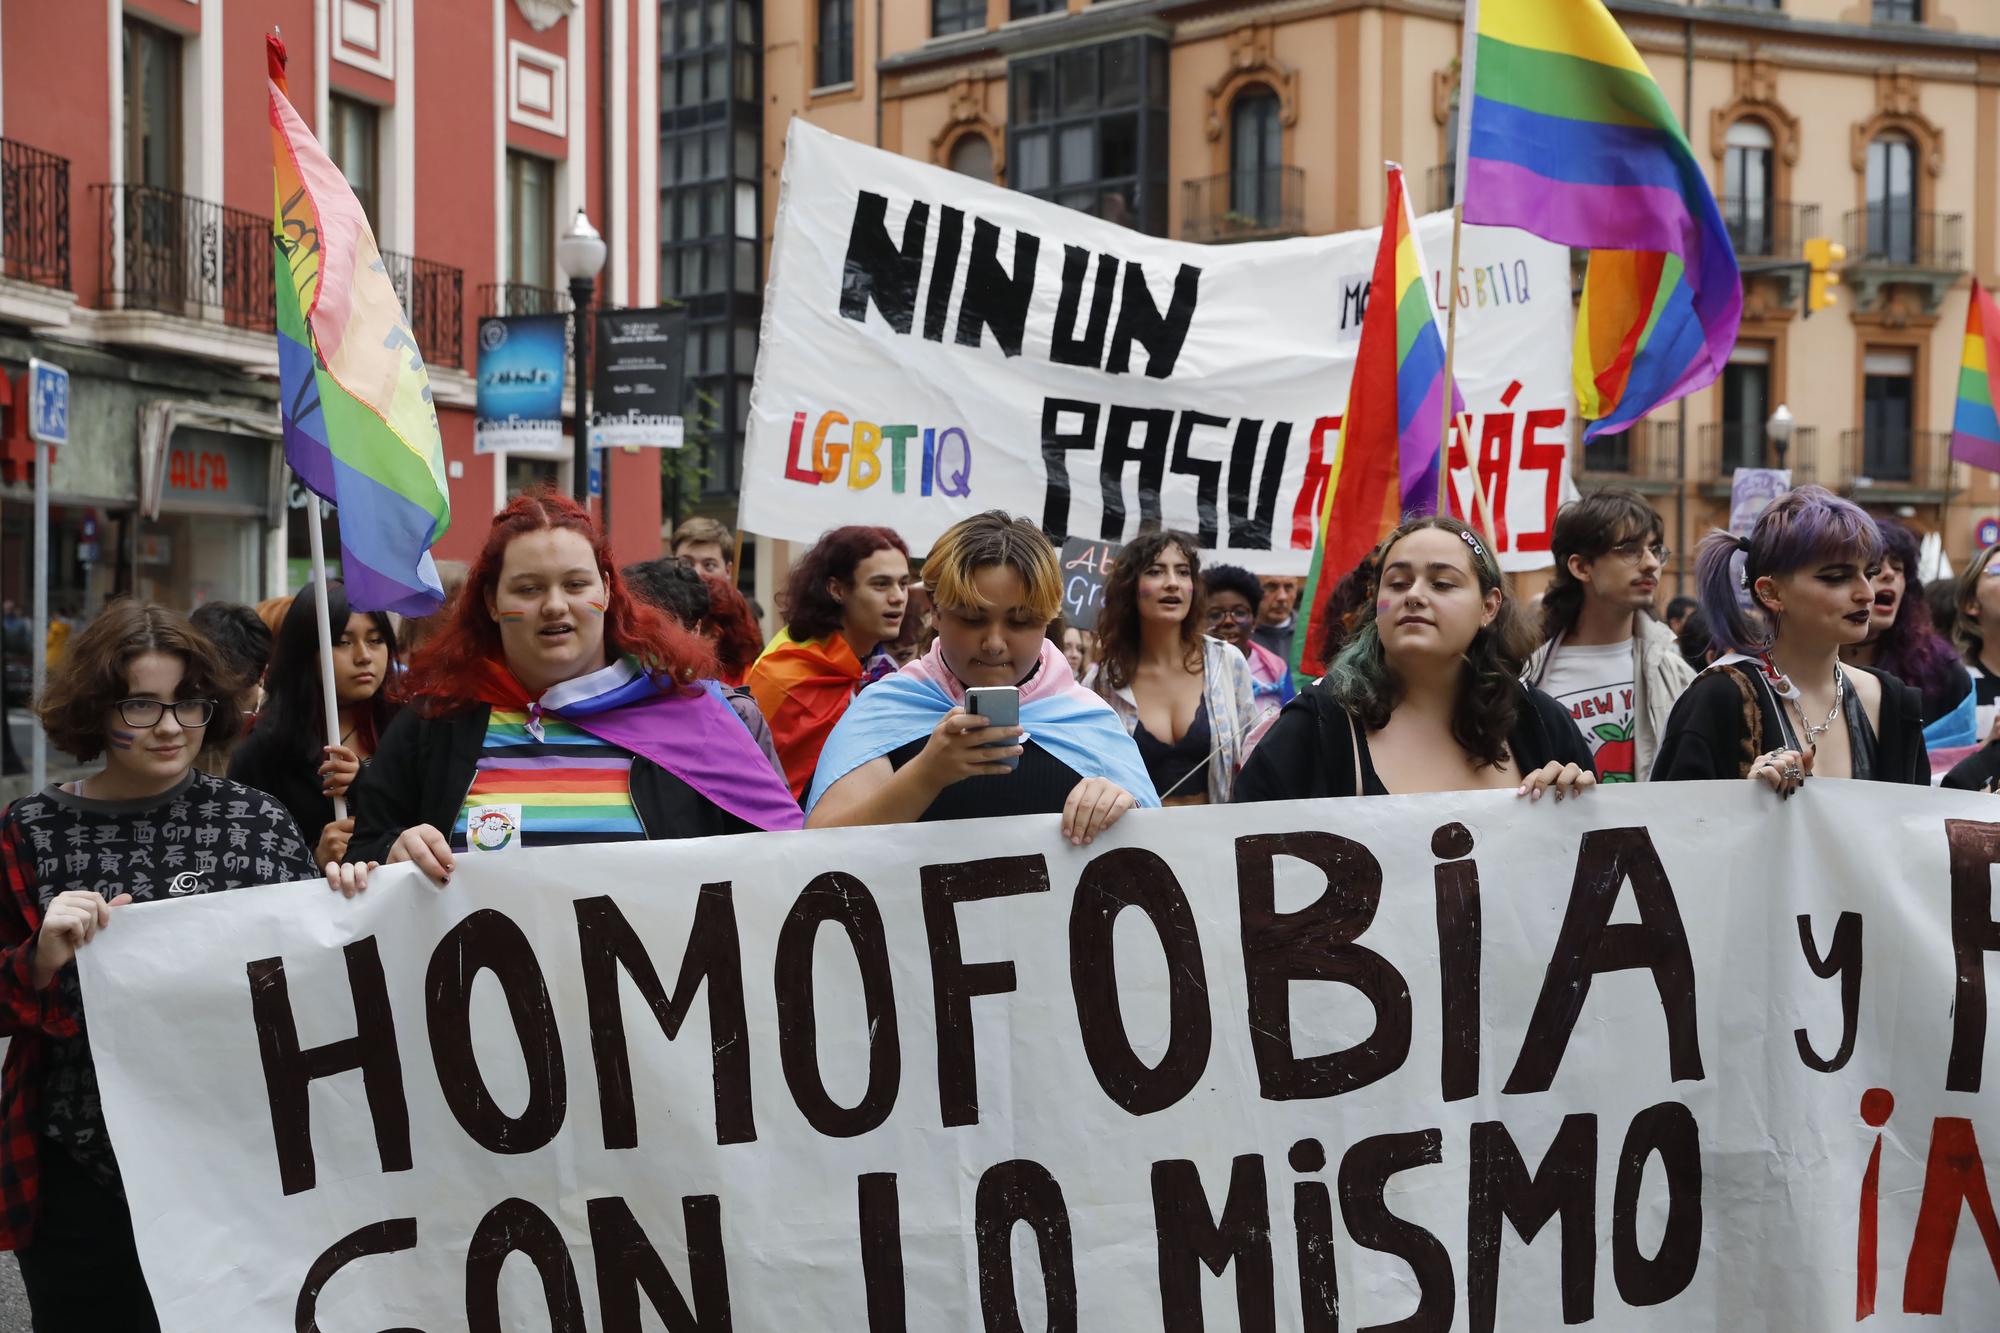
[0,602,320,1327]
[330,492,800,890]
[806,511,1155,839]
[1654,487,1929,790]
[1235,515,1596,801]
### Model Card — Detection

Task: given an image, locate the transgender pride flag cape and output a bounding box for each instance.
[269,34,450,615]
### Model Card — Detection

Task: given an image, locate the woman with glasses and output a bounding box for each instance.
[1092,532,1258,805]
[1523,489,1694,782]
[1653,486,1929,790]
[0,601,320,1328]
[1952,539,2000,740]
[1202,564,1296,715]
[228,582,399,869]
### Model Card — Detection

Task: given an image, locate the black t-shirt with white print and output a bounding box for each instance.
[5,769,317,1190]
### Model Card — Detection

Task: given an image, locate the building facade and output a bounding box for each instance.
[0,0,663,622]
[764,0,2000,585]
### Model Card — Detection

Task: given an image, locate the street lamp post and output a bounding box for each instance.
[558,209,608,511]
[1767,403,1795,473]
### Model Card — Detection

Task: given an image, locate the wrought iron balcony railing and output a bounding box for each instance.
[381,249,464,370]
[479,282,570,318]
[93,183,273,330]
[1718,197,1818,261]
[1840,428,1953,494]
[1577,420,1678,483]
[1,137,70,291]
[1695,422,1817,487]
[1842,208,1964,270]
[1181,166,1304,243]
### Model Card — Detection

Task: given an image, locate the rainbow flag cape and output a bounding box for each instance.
[1951,281,2000,474]
[1292,165,1465,677]
[1460,0,1740,439]
[268,34,449,615]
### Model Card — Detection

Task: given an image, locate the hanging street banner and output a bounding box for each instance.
[475,314,568,455]
[591,306,690,450]
[743,121,1578,574]
[78,783,2000,1330]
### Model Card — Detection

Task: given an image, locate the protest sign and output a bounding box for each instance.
[591,307,689,449]
[1729,467,1792,534]
[1058,534,1120,631]
[743,121,1574,574]
[79,783,2000,1330]
[475,314,567,455]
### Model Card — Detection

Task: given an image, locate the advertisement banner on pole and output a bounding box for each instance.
[743,121,1575,573]
[77,783,2000,1331]
[474,314,567,455]
[590,307,689,449]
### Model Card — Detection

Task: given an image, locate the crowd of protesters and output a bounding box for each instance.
[1,480,1995,1326]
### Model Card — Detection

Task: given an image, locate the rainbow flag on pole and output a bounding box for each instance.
[268,34,449,615]
[1459,0,1740,439]
[1951,281,2000,474]
[1292,164,1464,676]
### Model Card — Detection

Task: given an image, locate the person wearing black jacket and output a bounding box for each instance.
[1652,487,1930,789]
[228,582,396,866]
[1236,515,1596,803]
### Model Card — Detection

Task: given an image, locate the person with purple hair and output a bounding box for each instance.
[1652,486,1929,790]
[1841,520,1975,748]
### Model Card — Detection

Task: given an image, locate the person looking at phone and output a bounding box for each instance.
[1093,532,1258,804]
[806,512,1157,842]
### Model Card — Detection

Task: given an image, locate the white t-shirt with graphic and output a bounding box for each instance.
[1539,639,1638,782]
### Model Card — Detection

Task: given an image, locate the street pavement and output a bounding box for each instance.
[0,1257,26,1329]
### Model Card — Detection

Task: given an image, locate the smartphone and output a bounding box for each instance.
[963,686,1022,772]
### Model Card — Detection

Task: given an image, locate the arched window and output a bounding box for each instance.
[948,133,994,184]
[1229,88,1281,226]
[1866,132,1917,263]
[1723,119,1775,256]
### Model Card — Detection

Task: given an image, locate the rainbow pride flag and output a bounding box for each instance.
[1292,165,1464,676]
[1951,281,2000,474]
[268,34,449,615]
[1460,0,1739,440]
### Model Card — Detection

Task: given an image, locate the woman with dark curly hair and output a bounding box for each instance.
[330,489,800,890]
[0,601,319,1327]
[1235,515,1595,801]
[1092,532,1257,804]
[746,525,911,800]
[1841,519,1973,745]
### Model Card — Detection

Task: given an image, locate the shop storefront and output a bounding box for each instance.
[137,425,280,608]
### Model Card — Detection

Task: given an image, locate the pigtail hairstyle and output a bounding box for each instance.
[1693,484,1882,658]
[1324,515,1536,769]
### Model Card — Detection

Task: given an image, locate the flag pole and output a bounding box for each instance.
[304,494,348,826]
[1438,0,1480,517]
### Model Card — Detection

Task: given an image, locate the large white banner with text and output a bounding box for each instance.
[81,783,2000,1330]
[743,120,1577,574]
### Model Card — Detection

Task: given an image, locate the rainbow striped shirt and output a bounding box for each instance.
[452,709,644,850]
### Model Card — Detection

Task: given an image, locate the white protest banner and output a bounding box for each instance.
[743,120,1576,574]
[79,783,2000,1331]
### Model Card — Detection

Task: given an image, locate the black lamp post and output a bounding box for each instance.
[1768,402,1795,472]
[558,208,607,508]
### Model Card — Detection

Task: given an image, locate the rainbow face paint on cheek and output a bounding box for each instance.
[109,730,137,751]
[497,610,528,624]
[584,599,606,617]
[1377,598,1394,618]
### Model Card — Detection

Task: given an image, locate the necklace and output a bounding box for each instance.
[1792,663,1846,749]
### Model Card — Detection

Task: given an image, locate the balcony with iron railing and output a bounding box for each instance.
[1840,206,1964,317]
[1719,198,1816,262]
[1181,166,1304,243]
[1694,422,1817,495]
[1838,429,1953,499]
[1,137,70,293]
[479,281,571,318]
[92,183,273,342]
[1575,420,1679,493]
[381,249,465,370]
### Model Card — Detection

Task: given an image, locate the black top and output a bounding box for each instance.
[1134,697,1211,800]
[1233,677,1594,802]
[1913,661,1973,728]
[0,771,316,1187]
[886,736,1086,821]
[227,720,340,853]
[345,703,758,863]
[1649,663,1929,785]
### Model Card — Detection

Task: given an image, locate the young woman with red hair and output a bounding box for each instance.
[333,490,800,888]
[702,572,764,688]
[745,525,911,800]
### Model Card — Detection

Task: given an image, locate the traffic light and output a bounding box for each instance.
[1804,237,1846,316]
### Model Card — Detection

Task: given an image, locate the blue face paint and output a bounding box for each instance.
[108,730,137,751]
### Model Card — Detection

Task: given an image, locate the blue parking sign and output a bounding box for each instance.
[27,358,68,447]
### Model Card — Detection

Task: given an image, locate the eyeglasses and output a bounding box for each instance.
[1607,540,1671,565]
[1205,606,1255,624]
[115,698,215,728]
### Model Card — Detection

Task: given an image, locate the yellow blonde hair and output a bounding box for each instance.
[924,511,1062,622]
